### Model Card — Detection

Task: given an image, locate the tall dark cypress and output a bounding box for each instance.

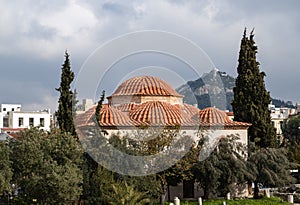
[56,51,76,137]
[232,29,277,148]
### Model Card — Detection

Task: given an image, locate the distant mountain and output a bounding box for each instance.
[176,69,295,111]
[270,98,295,109]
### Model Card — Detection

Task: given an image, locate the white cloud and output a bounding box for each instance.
[39,1,98,38]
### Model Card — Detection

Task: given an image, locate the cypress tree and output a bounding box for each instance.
[56,51,76,136]
[231,29,277,148]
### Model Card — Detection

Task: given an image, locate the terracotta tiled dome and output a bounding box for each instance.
[197,107,232,125]
[76,76,251,130]
[99,105,134,126]
[76,104,133,127]
[193,107,251,127]
[111,76,182,97]
[129,101,184,126]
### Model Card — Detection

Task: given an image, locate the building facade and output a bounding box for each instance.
[0,104,52,132]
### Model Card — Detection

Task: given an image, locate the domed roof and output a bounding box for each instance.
[99,105,134,126]
[193,107,251,127]
[110,76,182,97]
[75,105,134,127]
[129,101,184,126]
[197,107,232,124]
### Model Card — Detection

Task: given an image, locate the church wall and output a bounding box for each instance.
[141,96,183,105]
[109,95,141,105]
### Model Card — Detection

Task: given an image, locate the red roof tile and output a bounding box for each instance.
[99,105,134,126]
[109,76,182,97]
[129,101,185,126]
[113,103,136,112]
[75,106,97,127]
[181,103,201,116]
[198,107,232,124]
[194,107,251,127]
[76,76,250,129]
[76,104,135,128]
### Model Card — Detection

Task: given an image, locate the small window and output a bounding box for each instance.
[29,118,34,126]
[40,118,45,127]
[3,108,6,111]
[12,108,15,111]
[19,117,24,127]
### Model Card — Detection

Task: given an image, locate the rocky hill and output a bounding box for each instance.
[176,69,295,111]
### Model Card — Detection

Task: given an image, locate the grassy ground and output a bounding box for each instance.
[166,197,289,205]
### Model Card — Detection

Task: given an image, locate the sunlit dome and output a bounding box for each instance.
[129,101,183,126]
[110,76,182,97]
[198,107,232,124]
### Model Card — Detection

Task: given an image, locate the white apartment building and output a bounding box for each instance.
[0,104,21,113]
[269,103,296,136]
[0,104,52,131]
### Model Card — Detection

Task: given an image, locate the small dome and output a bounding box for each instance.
[111,76,182,97]
[99,105,133,126]
[129,101,183,126]
[197,107,232,125]
[76,104,135,128]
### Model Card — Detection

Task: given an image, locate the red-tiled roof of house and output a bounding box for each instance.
[0,128,25,139]
[1,128,25,132]
[109,76,182,97]
[75,105,97,127]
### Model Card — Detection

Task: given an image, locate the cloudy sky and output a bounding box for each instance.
[0,0,299,112]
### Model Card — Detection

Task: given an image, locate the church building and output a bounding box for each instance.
[76,75,251,199]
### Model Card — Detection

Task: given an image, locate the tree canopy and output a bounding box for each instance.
[0,141,12,198]
[247,144,295,198]
[56,51,76,136]
[192,135,251,199]
[231,29,277,148]
[9,128,82,204]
